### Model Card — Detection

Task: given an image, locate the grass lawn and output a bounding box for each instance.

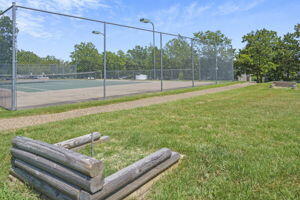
[0,82,239,119]
[0,84,299,200]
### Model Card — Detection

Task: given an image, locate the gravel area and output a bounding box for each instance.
[0,83,254,131]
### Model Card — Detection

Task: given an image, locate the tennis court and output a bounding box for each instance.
[16,79,146,92]
[0,4,234,110]
[15,79,214,109]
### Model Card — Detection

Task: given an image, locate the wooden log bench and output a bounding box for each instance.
[10,134,180,200]
[270,81,297,88]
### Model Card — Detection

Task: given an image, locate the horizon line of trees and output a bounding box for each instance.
[234,24,300,82]
[1,12,299,82]
[15,31,235,80]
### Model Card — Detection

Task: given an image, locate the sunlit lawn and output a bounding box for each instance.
[0,84,299,200]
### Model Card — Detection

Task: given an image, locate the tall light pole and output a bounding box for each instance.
[92,29,106,98]
[140,18,156,80]
[215,43,218,85]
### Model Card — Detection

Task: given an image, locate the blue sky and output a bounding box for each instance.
[1,0,299,61]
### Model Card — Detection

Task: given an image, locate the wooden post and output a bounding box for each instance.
[71,136,110,151]
[11,167,73,200]
[54,133,101,149]
[80,148,172,200]
[11,148,104,193]
[12,159,81,199]
[12,136,103,177]
[80,151,180,200]
[106,152,180,200]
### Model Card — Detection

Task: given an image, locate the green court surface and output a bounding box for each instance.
[16,79,147,92]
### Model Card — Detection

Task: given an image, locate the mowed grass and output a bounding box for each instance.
[0,84,299,200]
[0,82,239,119]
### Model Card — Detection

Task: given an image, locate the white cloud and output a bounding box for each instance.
[17,11,57,38]
[137,2,211,34]
[21,0,111,12]
[1,0,110,12]
[0,0,119,38]
[0,0,12,11]
[217,0,264,15]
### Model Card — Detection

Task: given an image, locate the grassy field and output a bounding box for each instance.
[0,84,299,200]
[0,82,238,119]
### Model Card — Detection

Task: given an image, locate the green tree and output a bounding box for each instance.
[0,12,14,66]
[270,24,300,81]
[41,55,62,65]
[126,45,149,70]
[70,42,102,72]
[194,30,232,46]
[106,51,126,71]
[17,50,41,64]
[236,29,279,82]
[194,30,234,80]
[164,37,191,70]
[116,50,128,71]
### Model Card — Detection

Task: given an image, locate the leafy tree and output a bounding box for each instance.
[17,50,42,64]
[126,45,149,70]
[164,37,191,70]
[194,30,232,46]
[194,30,234,80]
[106,51,126,71]
[0,12,14,67]
[70,42,102,72]
[234,53,252,77]
[41,55,62,65]
[115,50,128,70]
[270,24,300,81]
[235,29,279,82]
[17,50,72,75]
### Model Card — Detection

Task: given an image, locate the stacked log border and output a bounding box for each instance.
[271,81,297,88]
[12,136,103,177]
[10,136,180,200]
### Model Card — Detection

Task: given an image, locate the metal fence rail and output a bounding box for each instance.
[0,2,234,110]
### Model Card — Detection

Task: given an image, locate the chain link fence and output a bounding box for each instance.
[0,3,234,110]
[0,7,14,110]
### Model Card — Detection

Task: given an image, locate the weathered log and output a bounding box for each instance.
[107,152,180,200]
[12,136,103,177]
[72,136,110,151]
[272,81,297,88]
[12,158,81,199]
[54,132,101,149]
[80,148,172,200]
[11,148,103,193]
[99,136,110,143]
[11,167,73,200]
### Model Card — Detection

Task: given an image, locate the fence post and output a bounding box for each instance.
[160,33,163,91]
[215,43,218,85]
[191,39,195,87]
[152,26,156,80]
[103,22,107,99]
[12,2,17,110]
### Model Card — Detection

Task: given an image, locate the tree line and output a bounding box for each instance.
[235,24,300,82]
[1,12,299,82]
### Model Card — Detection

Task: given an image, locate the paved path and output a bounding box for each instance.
[0,83,254,131]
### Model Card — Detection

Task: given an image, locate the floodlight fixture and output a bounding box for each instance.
[92,30,104,36]
[140,18,151,23]
[139,18,156,79]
